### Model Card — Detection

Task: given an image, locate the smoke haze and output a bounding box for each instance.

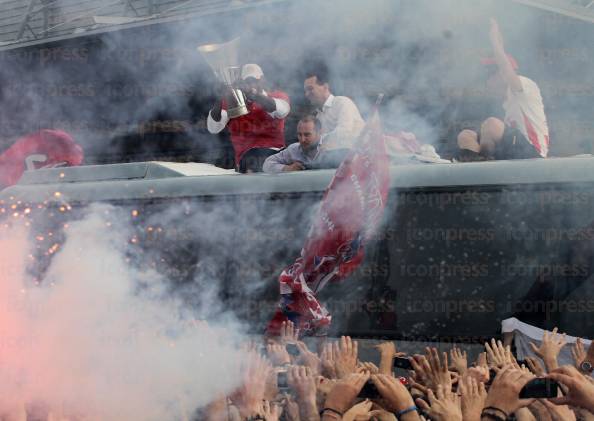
[0,204,245,419]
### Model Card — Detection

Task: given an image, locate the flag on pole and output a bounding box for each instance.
[267,103,390,336]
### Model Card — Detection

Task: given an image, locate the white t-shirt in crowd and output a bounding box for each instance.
[502,75,550,157]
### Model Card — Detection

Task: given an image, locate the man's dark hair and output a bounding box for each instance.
[304,61,330,85]
[298,114,322,132]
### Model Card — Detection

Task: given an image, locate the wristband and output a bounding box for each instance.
[321,407,343,417]
[480,415,504,421]
[395,405,418,418]
[481,406,508,421]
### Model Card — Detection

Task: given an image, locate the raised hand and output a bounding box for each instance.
[267,342,291,366]
[358,361,380,374]
[296,341,322,375]
[410,347,452,392]
[489,18,505,53]
[449,347,468,375]
[281,320,300,344]
[529,327,567,371]
[571,338,586,369]
[320,342,338,379]
[525,356,546,377]
[324,372,370,415]
[547,365,594,413]
[416,384,462,421]
[233,352,273,418]
[260,400,282,421]
[540,399,577,421]
[288,366,318,405]
[458,375,487,421]
[374,341,397,357]
[483,366,535,418]
[485,338,515,368]
[476,351,488,369]
[371,374,417,415]
[334,336,359,379]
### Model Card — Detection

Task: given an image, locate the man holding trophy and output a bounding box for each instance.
[205,62,290,172]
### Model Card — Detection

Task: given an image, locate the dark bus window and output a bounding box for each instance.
[19,184,594,343]
[327,185,594,341]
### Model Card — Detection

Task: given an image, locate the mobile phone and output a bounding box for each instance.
[286,343,300,357]
[519,378,560,399]
[393,356,413,370]
[358,380,381,399]
[277,370,289,390]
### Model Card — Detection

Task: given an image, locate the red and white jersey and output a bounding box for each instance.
[503,75,550,157]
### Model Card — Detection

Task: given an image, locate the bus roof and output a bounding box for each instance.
[2,156,594,204]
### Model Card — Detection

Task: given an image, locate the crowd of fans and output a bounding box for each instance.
[198,321,593,421]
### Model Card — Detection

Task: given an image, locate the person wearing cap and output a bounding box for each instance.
[303,63,365,151]
[207,63,290,172]
[456,18,550,161]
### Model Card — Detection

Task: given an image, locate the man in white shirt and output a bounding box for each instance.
[457,19,549,160]
[303,65,365,150]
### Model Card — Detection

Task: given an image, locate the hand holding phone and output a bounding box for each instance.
[393,356,413,370]
[286,343,300,357]
[519,378,560,399]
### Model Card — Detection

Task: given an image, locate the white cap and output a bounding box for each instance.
[241,63,264,80]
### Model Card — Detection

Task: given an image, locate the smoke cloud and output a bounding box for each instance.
[0,204,246,420]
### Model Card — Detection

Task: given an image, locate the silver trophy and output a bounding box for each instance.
[198,38,249,119]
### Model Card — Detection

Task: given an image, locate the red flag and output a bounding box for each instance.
[267,109,390,336]
[0,129,83,188]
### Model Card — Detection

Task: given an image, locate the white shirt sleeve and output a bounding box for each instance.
[207,109,229,134]
[321,98,365,149]
[268,98,290,119]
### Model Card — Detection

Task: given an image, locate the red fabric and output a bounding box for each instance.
[0,129,83,188]
[267,111,390,336]
[522,112,541,155]
[224,90,289,165]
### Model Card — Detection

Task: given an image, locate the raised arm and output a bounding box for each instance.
[207,85,231,134]
[489,18,523,93]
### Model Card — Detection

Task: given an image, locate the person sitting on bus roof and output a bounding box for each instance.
[263,115,321,173]
[456,19,549,161]
[303,63,365,151]
[207,63,290,173]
